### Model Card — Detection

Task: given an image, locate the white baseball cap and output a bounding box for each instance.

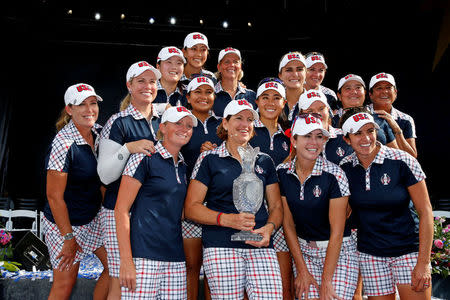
[126,61,161,82]
[223,99,259,120]
[186,76,215,93]
[161,106,198,127]
[64,83,103,106]
[291,114,329,137]
[157,46,186,64]
[305,53,328,69]
[279,52,306,72]
[256,79,286,99]
[342,112,380,135]
[369,72,396,89]
[338,74,366,90]
[298,90,330,111]
[218,47,241,63]
[183,32,209,49]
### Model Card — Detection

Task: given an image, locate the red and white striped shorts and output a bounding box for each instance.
[292,237,359,300]
[358,251,426,296]
[203,247,283,300]
[100,207,121,277]
[42,212,103,269]
[121,258,186,299]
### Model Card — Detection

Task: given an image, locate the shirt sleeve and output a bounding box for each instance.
[46,136,72,173]
[190,151,212,187]
[258,154,278,186]
[400,153,426,187]
[123,153,148,184]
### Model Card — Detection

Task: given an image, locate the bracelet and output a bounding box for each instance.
[394,129,403,136]
[217,212,223,226]
[267,221,277,234]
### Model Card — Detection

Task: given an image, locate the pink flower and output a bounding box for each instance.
[434,239,444,249]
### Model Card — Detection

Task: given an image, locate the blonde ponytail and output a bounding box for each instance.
[55,107,71,131]
[120,94,132,111]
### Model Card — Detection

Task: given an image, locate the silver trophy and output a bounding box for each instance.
[231,145,264,242]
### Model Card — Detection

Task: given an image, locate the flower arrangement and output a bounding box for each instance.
[0,229,21,272]
[431,216,450,278]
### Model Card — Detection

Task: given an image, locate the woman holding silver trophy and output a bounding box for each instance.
[184,99,283,299]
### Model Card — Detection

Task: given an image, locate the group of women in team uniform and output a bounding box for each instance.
[43,31,433,300]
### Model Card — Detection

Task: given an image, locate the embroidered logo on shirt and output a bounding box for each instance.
[381,173,391,185]
[255,165,264,174]
[313,185,322,198]
[282,141,288,152]
[336,147,345,157]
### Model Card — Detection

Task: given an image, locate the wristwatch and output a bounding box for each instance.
[63,232,74,240]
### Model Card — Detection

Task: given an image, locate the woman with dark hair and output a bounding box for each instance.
[339,107,433,300]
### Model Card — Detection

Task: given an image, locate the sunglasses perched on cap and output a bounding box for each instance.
[190,73,214,81]
[258,77,285,87]
[298,112,323,120]
[342,106,369,114]
[305,52,324,58]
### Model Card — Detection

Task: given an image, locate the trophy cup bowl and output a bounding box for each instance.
[231,146,264,242]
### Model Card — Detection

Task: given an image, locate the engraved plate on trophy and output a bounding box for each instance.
[231,146,264,242]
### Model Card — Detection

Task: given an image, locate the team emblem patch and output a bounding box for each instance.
[282,141,288,152]
[381,173,391,185]
[255,165,264,174]
[336,147,345,157]
[313,185,321,198]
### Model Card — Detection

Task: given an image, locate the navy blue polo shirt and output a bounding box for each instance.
[180,113,222,179]
[212,82,257,117]
[100,104,160,210]
[123,142,187,262]
[323,126,354,165]
[277,155,351,241]
[191,142,278,249]
[339,144,426,257]
[44,121,102,226]
[332,107,395,145]
[153,80,187,108]
[319,85,340,111]
[249,120,290,166]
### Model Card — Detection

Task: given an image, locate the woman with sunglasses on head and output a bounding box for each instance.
[153,46,187,115]
[368,72,417,158]
[278,113,358,300]
[97,61,160,299]
[43,83,109,300]
[298,89,353,165]
[115,107,196,299]
[180,75,222,300]
[249,78,293,299]
[339,107,433,300]
[213,47,256,117]
[304,52,340,114]
[184,100,283,299]
[181,32,216,86]
[332,74,399,149]
[278,51,307,131]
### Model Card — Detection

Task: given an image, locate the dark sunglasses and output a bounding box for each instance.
[305,51,324,58]
[342,106,368,113]
[298,112,323,120]
[257,77,285,87]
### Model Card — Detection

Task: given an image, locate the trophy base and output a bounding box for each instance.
[231,230,263,242]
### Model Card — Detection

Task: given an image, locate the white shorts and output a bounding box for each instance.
[100,207,120,277]
[292,237,359,300]
[273,226,289,252]
[42,212,103,269]
[121,258,186,299]
[181,219,202,239]
[203,247,282,300]
[359,251,426,296]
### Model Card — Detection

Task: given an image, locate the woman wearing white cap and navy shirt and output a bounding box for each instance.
[277,114,358,300]
[304,52,340,113]
[180,75,222,299]
[332,74,399,149]
[97,61,160,299]
[298,89,353,165]
[339,107,433,299]
[43,83,109,300]
[181,32,216,86]
[278,51,307,131]
[249,77,293,299]
[115,106,196,299]
[184,100,283,299]
[368,72,417,158]
[153,46,187,115]
[213,47,257,117]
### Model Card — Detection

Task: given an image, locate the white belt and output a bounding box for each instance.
[298,236,351,248]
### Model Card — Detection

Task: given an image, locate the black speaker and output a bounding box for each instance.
[14,231,51,271]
